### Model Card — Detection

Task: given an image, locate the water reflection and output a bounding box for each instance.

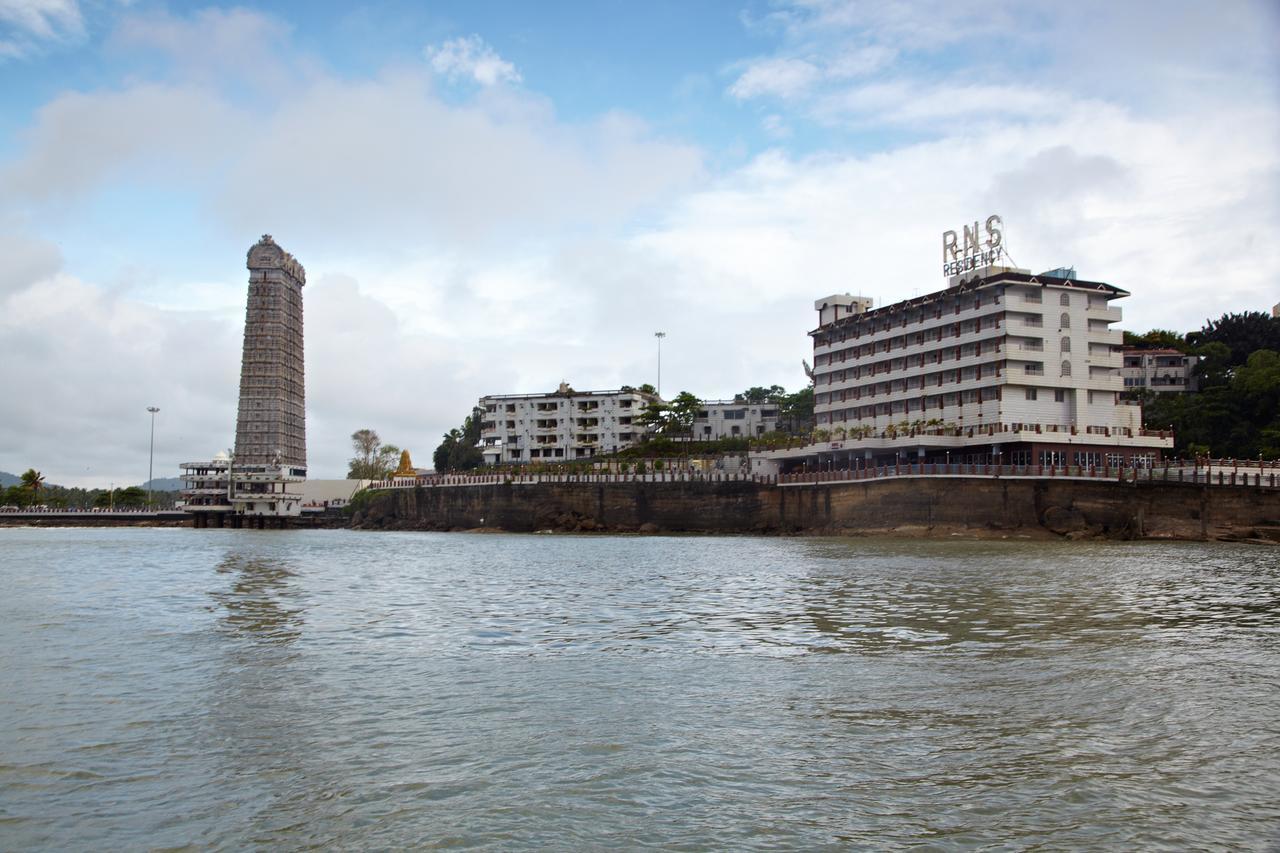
[209,553,304,644]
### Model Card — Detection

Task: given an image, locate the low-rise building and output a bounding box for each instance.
[692,400,781,440]
[477,383,659,465]
[179,451,307,523]
[1121,348,1199,393]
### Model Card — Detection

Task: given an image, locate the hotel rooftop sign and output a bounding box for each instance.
[943,214,1003,277]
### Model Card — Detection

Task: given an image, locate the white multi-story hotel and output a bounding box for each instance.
[692,400,781,440]
[776,260,1172,469]
[477,383,658,465]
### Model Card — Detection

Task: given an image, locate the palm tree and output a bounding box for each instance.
[20,469,45,505]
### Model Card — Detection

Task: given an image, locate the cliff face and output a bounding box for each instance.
[350,479,1280,543]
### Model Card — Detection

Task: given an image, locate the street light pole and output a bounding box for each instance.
[654,331,666,398]
[146,406,160,511]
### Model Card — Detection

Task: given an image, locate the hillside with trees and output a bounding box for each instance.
[1135,311,1280,459]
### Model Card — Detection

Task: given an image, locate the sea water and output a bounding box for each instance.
[2,528,1277,848]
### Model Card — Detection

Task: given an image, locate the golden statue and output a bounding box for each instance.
[392,449,415,478]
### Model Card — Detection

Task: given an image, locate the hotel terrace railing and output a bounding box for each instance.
[754,423,1172,447]
[364,460,1279,492]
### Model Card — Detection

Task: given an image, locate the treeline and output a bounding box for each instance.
[1132,311,1280,459]
[1,468,176,509]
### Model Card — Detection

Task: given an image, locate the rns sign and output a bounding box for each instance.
[943,214,1003,276]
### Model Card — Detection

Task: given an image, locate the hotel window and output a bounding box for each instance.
[1054,389,1067,402]
[1060,292,1070,306]
[1061,360,1072,377]
[1025,388,1038,401]
[1060,313,1071,329]
[1060,337,1071,353]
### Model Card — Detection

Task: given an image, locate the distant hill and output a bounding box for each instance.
[142,477,185,491]
[1,472,184,491]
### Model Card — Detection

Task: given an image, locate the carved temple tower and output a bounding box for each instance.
[234,235,307,470]
[180,235,308,527]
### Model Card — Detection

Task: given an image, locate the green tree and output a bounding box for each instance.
[777,387,815,435]
[635,400,671,435]
[432,413,484,472]
[739,385,786,403]
[348,429,400,479]
[19,469,44,505]
[637,383,657,396]
[668,391,702,437]
[1187,311,1280,368]
[1123,329,1188,351]
[116,486,147,509]
[3,485,31,508]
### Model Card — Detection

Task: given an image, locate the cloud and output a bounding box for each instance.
[4,84,243,202]
[3,72,702,249]
[425,34,521,87]
[0,0,83,58]
[729,57,821,100]
[0,244,242,488]
[108,7,297,90]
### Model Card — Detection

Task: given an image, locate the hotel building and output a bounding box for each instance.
[477,384,658,465]
[778,263,1172,469]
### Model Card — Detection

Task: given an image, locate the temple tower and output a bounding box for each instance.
[234,235,307,470]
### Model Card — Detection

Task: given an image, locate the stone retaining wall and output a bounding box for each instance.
[351,478,1280,543]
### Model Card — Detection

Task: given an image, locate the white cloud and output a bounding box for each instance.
[0,0,83,58]
[425,34,521,87]
[3,68,702,247]
[729,57,821,99]
[108,7,297,90]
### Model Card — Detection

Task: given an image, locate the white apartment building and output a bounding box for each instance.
[1121,348,1199,393]
[770,265,1173,470]
[477,383,658,465]
[693,400,781,440]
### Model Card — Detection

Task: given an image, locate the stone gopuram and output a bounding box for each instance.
[180,235,308,528]
[234,235,307,468]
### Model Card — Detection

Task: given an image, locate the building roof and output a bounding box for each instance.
[811,269,1128,336]
[480,388,657,402]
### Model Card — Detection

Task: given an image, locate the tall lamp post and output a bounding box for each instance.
[654,331,666,398]
[146,406,160,511]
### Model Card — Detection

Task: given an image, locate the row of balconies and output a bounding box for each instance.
[815,329,1122,386]
[815,327,1007,370]
[816,369,1123,413]
[813,300,1006,353]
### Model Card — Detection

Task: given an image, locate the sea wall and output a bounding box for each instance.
[351,478,1280,543]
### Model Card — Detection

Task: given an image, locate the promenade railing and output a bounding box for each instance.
[365,461,1279,492]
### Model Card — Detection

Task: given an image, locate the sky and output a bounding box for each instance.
[1,0,1278,487]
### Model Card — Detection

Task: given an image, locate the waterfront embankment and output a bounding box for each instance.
[0,511,190,528]
[350,477,1280,543]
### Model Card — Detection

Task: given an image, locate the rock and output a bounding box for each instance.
[638,522,660,534]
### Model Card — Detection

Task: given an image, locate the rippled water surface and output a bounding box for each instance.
[2,528,1278,849]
